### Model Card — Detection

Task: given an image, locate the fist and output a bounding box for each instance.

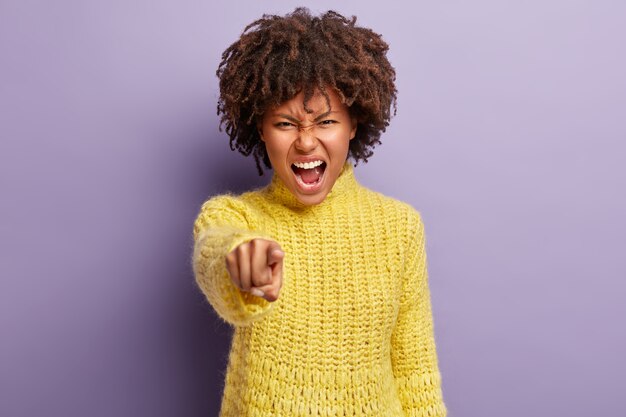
[225,238,284,302]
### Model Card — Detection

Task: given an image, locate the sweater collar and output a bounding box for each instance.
[263,161,358,211]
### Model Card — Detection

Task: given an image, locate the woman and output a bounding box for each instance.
[192,8,447,416]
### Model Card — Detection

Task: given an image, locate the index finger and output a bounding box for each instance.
[266,242,284,266]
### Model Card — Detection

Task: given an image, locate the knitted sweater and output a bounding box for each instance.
[192,161,447,417]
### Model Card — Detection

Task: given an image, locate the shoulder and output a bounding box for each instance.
[193,190,264,240]
[198,192,248,213]
[359,186,424,228]
[197,185,269,213]
[357,187,426,257]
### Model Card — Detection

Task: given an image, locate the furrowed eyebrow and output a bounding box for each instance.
[313,110,333,122]
[275,114,300,123]
[273,110,337,123]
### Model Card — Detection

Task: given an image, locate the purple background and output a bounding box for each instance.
[2,1,625,416]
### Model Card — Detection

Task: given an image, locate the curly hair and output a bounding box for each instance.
[216,7,397,175]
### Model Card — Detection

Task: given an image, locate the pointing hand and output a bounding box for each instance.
[225,238,284,302]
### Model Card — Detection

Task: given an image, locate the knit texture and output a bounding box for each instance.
[192,161,447,417]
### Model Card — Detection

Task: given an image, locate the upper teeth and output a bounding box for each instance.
[293,160,324,169]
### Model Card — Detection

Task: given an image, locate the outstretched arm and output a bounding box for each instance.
[192,195,277,327]
[391,210,447,417]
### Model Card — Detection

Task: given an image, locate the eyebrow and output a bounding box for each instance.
[274,110,336,123]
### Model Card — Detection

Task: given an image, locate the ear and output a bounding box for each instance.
[349,117,357,140]
[257,120,265,142]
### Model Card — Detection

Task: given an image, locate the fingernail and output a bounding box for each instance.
[250,288,265,297]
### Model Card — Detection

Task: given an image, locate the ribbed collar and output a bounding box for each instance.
[262,161,359,212]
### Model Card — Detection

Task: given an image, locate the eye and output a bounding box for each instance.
[318,119,337,126]
[274,121,296,129]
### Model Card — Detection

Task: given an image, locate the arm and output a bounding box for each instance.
[391,209,447,417]
[192,195,275,326]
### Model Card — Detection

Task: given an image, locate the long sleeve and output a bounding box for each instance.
[391,210,447,417]
[192,195,275,327]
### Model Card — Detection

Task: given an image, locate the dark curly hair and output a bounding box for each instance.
[216,7,397,175]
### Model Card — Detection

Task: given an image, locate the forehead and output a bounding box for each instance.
[271,88,346,115]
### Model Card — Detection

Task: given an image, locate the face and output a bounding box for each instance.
[258,88,357,206]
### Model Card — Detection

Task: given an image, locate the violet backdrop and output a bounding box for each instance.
[1,1,625,416]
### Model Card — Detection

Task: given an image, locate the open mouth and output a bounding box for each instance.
[291,161,327,188]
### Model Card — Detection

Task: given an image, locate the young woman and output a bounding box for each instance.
[192,8,447,416]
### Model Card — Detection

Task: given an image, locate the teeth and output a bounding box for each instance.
[293,160,324,170]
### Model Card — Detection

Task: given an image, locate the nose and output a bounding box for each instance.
[294,125,319,153]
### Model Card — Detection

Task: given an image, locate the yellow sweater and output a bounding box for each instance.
[192,161,447,417]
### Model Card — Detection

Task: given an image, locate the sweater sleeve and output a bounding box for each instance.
[391,209,447,417]
[191,195,275,327]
